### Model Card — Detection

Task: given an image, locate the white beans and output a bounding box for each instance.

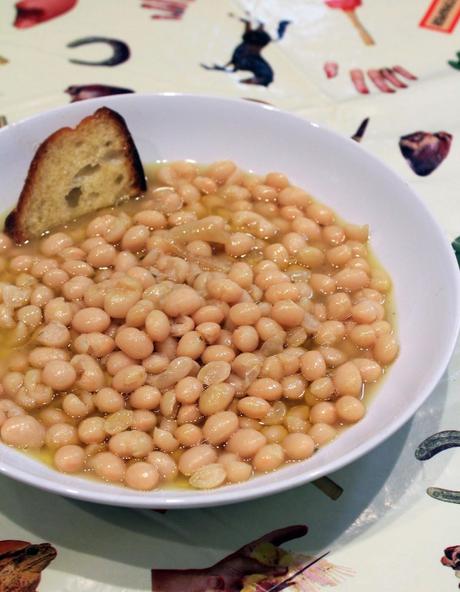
[1,415,45,448]
[252,443,285,472]
[109,430,154,458]
[0,159,397,492]
[202,411,239,445]
[125,462,159,490]
[54,445,85,473]
[189,463,226,489]
[178,444,218,476]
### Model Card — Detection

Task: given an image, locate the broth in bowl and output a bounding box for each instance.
[0,159,398,492]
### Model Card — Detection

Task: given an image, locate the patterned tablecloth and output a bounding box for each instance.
[1,1,460,590]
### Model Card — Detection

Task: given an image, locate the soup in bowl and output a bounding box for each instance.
[0,94,457,508]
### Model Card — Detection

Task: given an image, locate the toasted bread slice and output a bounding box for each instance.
[5,106,146,243]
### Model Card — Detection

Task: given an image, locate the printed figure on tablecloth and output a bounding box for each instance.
[415,431,460,502]
[14,0,77,28]
[141,0,194,21]
[441,546,460,588]
[324,62,418,94]
[66,37,130,67]
[152,525,353,591]
[201,13,291,87]
[0,539,56,591]
[65,84,134,102]
[399,131,453,176]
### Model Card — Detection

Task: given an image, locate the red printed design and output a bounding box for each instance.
[419,0,460,33]
[324,0,375,45]
[141,0,194,20]
[14,0,78,28]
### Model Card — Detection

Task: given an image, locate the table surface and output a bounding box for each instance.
[1,1,460,590]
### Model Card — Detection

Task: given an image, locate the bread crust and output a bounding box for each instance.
[5,107,146,243]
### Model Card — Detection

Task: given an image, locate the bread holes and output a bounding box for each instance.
[65,187,82,208]
[75,163,101,179]
[102,149,124,164]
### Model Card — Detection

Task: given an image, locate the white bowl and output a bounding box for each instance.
[0,94,458,508]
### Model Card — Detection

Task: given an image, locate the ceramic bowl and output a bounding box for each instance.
[0,93,458,508]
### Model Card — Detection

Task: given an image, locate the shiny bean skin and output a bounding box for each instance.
[237,396,271,419]
[228,262,253,289]
[177,403,201,425]
[45,423,79,449]
[54,445,85,473]
[71,354,105,391]
[352,358,382,382]
[308,423,337,446]
[232,326,259,352]
[95,388,125,413]
[115,327,153,360]
[162,286,203,317]
[227,429,267,458]
[309,402,337,425]
[271,300,304,328]
[199,383,235,415]
[74,333,115,358]
[42,360,76,391]
[333,362,363,397]
[319,346,347,368]
[44,298,73,325]
[112,365,147,392]
[281,374,307,400]
[174,423,202,447]
[106,351,135,375]
[247,378,283,401]
[309,376,335,400]
[72,308,110,333]
[314,320,346,346]
[145,310,170,342]
[202,411,239,445]
[1,415,45,448]
[334,268,370,292]
[37,322,71,348]
[225,460,253,483]
[104,285,141,319]
[326,293,352,321]
[178,444,218,476]
[177,331,206,359]
[125,462,159,490]
[336,395,366,422]
[261,425,288,444]
[300,351,326,381]
[252,443,285,472]
[109,430,154,458]
[76,417,106,445]
[202,345,235,364]
[132,410,157,432]
[229,302,261,326]
[90,452,125,483]
[147,451,178,481]
[373,334,399,365]
[28,347,69,369]
[282,433,315,460]
[349,324,376,348]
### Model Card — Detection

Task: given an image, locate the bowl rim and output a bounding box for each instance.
[0,92,459,508]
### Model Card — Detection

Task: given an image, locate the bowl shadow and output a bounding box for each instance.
[0,374,449,587]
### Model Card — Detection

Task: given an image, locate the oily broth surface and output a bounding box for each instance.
[0,160,397,491]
